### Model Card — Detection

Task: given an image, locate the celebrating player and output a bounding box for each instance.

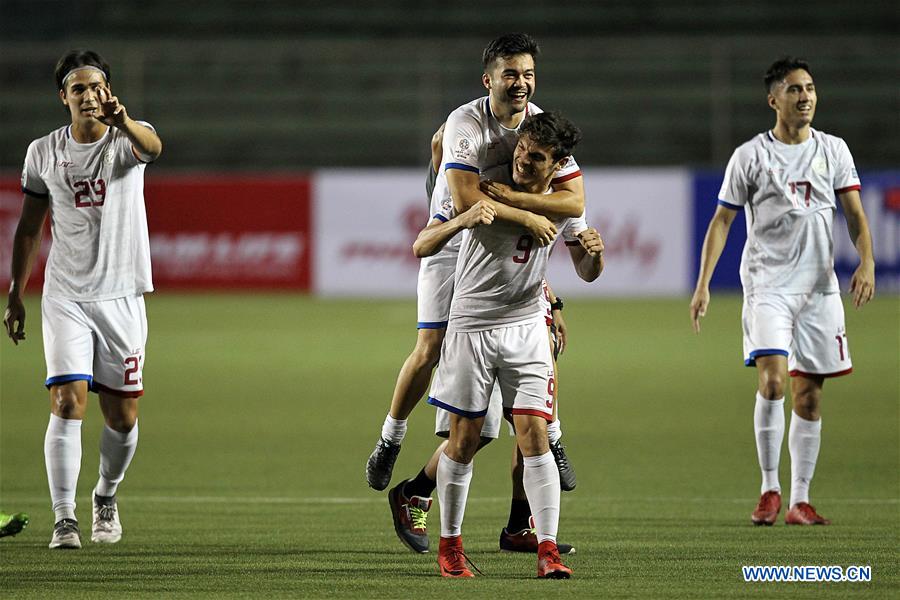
[690,57,875,526]
[430,111,603,578]
[366,32,584,492]
[3,49,162,549]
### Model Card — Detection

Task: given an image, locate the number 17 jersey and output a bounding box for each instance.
[21,124,155,301]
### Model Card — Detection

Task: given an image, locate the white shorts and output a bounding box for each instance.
[427,318,555,421]
[416,255,455,329]
[42,294,148,397]
[742,292,851,377]
[435,382,505,439]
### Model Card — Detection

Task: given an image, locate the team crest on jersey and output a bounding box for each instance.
[453,137,474,160]
[104,148,115,165]
[56,160,74,168]
[812,156,827,176]
[441,197,451,212]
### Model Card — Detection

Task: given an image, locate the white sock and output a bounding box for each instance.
[436,452,472,538]
[547,419,562,445]
[381,414,407,445]
[754,393,785,494]
[789,411,821,506]
[44,414,82,522]
[96,421,139,497]
[523,451,560,544]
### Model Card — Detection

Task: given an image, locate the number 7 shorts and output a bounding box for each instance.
[427,318,555,421]
[742,291,852,377]
[42,294,148,397]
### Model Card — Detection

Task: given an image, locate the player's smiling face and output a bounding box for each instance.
[512,134,563,192]
[483,53,536,116]
[769,69,816,128]
[60,69,108,125]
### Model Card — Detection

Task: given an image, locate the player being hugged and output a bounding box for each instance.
[690,57,874,527]
[4,49,162,549]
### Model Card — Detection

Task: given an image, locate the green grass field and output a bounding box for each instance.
[1,294,897,598]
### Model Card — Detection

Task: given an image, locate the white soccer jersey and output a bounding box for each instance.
[450,208,587,332]
[21,124,155,301]
[718,129,860,295]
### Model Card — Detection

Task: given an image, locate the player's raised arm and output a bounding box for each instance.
[446,169,557,246]
[96,86,162,162]
[413,201,496,258]
[837,189,875,308]
[480,172,584,219]
[566,227,604,282]
[690,205,738,332]
[3,194,49,345]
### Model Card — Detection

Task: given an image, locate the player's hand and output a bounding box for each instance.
[552,310,568,356]
[849,261,875,308]
[527,214,557,246]
[459,200,495,229]
[577,228,604,257]
[689,287,710,334]
[479,179,517,205]
[95,86,128,127]
[3,295,26,345]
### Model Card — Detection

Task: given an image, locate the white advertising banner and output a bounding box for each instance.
[314,168,692,297]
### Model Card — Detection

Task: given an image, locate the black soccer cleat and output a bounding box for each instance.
[549,439,577,491]
[366,437,401,491]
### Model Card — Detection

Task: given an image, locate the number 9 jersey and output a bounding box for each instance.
[21,123,155,301]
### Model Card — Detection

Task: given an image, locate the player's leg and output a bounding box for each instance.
[88,294,147,543]
[41,295,94,550]
[743,293,794,525]
[436,412,483,577]
[783,292,849,525]
[545,325,576,490]
[0,511,30,538]
[500,321,570,578]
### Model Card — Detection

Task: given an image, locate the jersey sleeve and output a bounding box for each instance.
[442,110,483,174]
[833,138,861,193]
[118,120,156,165]
[562,213,588,244]
[717,148,748,209]
[21,140,49,199]
[551,154,582,186]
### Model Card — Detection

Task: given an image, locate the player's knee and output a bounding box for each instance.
[50,386,85,419]
[448,431,481,462]
[105,412,137,433]
[792,390,821,418]
[759,373,785,399]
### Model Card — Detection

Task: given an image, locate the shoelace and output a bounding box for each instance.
[447,549,484,576]
[551,442,570,470]
[409,506,428,530]
[373,440,398,467]
[97,505,116,522]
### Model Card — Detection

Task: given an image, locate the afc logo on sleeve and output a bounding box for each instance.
[453,137,474,161]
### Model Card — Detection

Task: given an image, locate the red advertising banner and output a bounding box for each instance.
[0,175,312,292]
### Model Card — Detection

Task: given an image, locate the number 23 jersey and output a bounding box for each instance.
[21,123,155,301]
[718,128,860,296]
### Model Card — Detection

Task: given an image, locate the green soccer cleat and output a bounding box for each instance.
[0,512,29,538]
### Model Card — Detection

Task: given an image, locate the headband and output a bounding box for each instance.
[62,66,107,88]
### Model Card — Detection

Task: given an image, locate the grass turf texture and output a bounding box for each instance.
[1,294,897,598]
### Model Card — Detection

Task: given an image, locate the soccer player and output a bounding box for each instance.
[3,49,162,549]
[431,111,603,578]
[366,32,584,492]
[690,57,875,526]
[0,512,29,538]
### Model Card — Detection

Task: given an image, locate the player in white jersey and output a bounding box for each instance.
[690,57,874,527]
[430,111,603,579]
[3,49,162,549]
[366,33,585,491]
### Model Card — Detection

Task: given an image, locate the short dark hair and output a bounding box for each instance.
[55,49,111,91]
[764,57,812,92]
[519,111,582,161]
[482,33,540,70]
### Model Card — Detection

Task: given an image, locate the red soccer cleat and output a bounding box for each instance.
[785,502,831,525]
[438,535,475,578]
[537,540,572,579]
[751,490,782,526]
